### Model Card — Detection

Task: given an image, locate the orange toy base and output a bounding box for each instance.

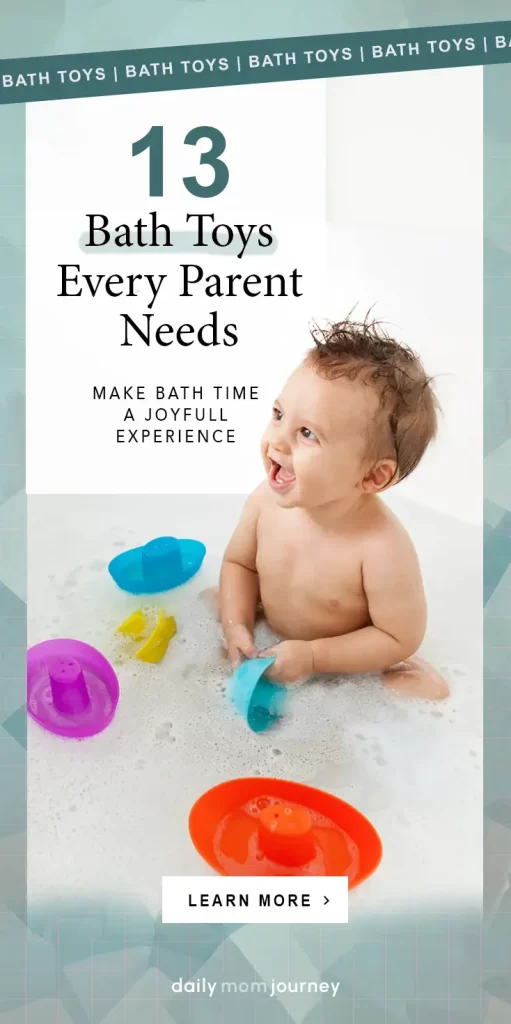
[189,778,382,886]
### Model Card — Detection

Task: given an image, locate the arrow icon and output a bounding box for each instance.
[323,896,329,905]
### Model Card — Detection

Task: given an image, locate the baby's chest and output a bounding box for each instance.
[256,523,361,598]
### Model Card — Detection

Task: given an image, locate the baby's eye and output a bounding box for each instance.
[272,407,283,421]
[300,427,318,442]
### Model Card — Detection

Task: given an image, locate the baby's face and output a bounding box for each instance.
[261,363,379,510]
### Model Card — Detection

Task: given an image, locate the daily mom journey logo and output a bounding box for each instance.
[169,977,342,998]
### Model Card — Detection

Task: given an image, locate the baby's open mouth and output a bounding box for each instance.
[268,458,296,492]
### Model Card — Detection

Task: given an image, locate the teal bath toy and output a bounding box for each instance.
[228,657,287,733]
[108,536,206,595]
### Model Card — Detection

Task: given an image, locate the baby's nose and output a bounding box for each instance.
[274,436,290,456]
[266,415,291,454]
[272,427,290,453]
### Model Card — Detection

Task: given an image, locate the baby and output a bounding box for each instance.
[219,317,448,697]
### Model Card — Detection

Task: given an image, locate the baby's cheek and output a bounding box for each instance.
[296,449,326,481]
[260,432,270,458]
[293,452,313,483]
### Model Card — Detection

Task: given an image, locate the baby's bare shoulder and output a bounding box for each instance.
[362,501,419,567]
[245,480,273,515]
[236,481,275,531]
[224,483,270,565]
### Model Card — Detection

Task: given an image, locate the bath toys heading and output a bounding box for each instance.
[108,536,206,594]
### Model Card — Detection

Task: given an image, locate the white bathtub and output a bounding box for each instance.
[27,493,482,916]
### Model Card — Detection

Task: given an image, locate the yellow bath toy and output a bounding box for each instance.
[135,611,177,664]
[116,609,177,664]
[117,610,146,641]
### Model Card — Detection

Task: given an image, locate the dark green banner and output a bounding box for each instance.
[1,19,511,104]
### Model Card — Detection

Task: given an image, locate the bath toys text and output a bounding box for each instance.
[56,212,304,349]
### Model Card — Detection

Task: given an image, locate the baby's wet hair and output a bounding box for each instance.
[306,313,440,482]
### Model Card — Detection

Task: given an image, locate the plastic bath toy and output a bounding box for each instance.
[189,777,382,883]
[27,639,119,738]
[116,609,177,664]
[117,610,145,641]
[108,536,206,595]
[135,610,176,663]
[228,657,287,733]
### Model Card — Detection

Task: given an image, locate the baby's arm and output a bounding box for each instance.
[310,530,426,674]
[219,485,264,667]
[263,528,426,682]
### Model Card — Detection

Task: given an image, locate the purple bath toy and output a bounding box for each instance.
[27,639,119,738]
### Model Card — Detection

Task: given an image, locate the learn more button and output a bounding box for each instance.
[162,877,348,924]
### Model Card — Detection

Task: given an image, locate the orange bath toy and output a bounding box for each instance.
[188,777,382,885]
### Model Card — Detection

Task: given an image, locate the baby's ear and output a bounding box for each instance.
[362,459,398,493]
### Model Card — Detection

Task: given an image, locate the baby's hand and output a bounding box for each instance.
[260,641,314,684]
[224,624,257,669]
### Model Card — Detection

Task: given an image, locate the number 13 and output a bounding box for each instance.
[132,125,229,198]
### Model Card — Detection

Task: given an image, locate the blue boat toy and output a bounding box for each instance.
[228,656,287,733]
[108,536,206,595]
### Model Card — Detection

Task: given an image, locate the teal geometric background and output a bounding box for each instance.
[1,0,511,60]
[0,2,510,1023]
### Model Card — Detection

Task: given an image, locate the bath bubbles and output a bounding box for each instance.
[89,559,107,572]
[27,535,481,913]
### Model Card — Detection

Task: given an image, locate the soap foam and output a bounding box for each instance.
[27,538,481,914]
